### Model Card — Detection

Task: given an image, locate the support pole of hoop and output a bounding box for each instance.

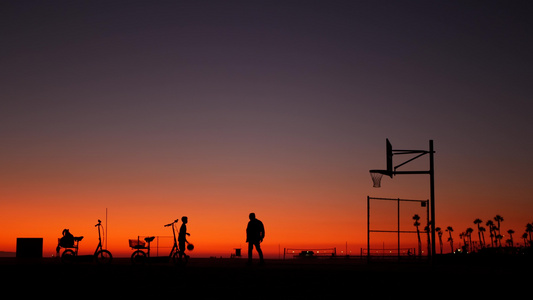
[429,140,435,259]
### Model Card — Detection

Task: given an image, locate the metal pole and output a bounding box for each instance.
[367,196,370,260]
[397,198,400,259]
[426,200,430,257]
[429,140,436,258]
[105,208,108,249]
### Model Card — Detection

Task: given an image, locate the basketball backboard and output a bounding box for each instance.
[386,138,393,176]
[369,139,394,187]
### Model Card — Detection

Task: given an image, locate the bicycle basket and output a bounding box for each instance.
[129,239,146,248]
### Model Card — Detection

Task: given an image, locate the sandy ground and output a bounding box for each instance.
[2,255,530,298]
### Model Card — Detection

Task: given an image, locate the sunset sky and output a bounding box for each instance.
[1,1,532,258]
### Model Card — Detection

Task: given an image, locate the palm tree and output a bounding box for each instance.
[413,214,421,256]
[466,228,474,252]
[446,226,454,253]
[526,223,533,247]
[507,229,515,247]
[474,219,484,248]
[494,215,504,247]
[486,220,495,247]
[459,232,466,252]
[495,233,503,248]
[522,233,529,247]
[479,226,486,248]
[436,227,443,255]
[424,225,431,256]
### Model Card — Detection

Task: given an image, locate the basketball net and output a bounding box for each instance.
[369,170,387,188]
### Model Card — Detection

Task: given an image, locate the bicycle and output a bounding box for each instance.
[129,236,155,264]
[166,218,189,265]
[59,220,113,264]
[129,218,189,265]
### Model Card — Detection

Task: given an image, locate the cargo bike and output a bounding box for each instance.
[56,220,112,264]
[129,218,191,265]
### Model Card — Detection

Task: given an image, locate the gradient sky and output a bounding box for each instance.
[1,1,532,257]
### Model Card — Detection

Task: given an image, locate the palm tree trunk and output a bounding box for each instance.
[448,232,453,253]
[416,228,421,256]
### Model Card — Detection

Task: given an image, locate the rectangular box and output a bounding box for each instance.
[16,238,43,258]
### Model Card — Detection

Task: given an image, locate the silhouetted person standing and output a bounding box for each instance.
[178,216,190,259]
[246,212,265,265]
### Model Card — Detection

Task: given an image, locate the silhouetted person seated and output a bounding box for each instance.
[56,229,83,255]
[60,229,74,247]
[246,213,265,265]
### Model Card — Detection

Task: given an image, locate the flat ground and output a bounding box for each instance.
[2,255,530,298]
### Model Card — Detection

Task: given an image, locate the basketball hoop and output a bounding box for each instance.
[369,170,391,188]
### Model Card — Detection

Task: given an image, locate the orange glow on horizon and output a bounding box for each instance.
[2,179,532,259]
[2,134,532,259]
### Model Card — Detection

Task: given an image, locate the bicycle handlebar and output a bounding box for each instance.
[164,219,179,227]
[95,219,101,227]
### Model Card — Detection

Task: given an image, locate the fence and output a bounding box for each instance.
[283,247,336,259]
[129,236,174,256]
[367,196,430,258]
[361,247,416,257]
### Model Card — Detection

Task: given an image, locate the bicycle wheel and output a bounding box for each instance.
[131,250,146,265]
[95,249,113,264]
[61,249,76,264]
